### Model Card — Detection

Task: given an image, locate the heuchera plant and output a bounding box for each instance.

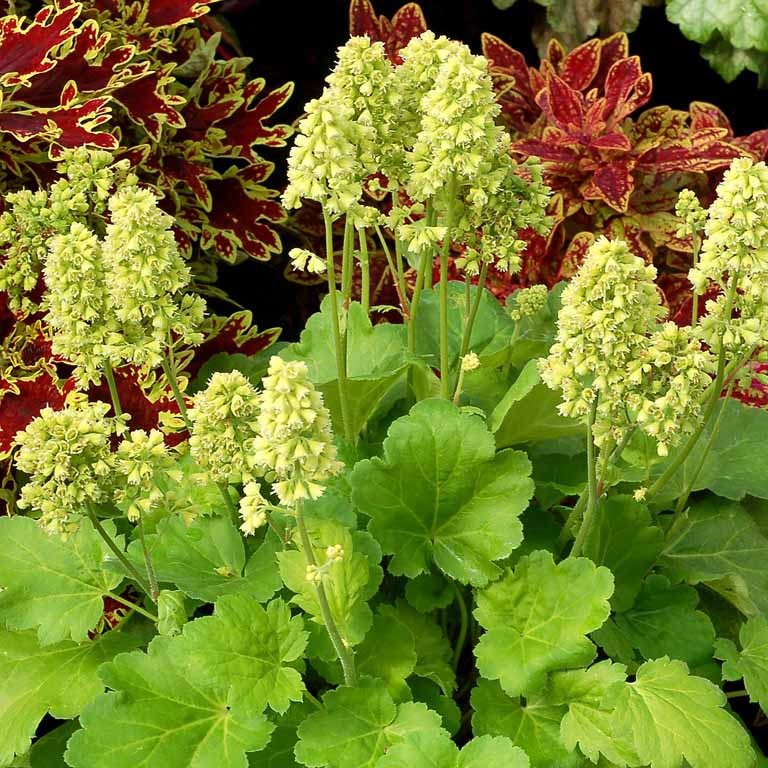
[3,23,768,768]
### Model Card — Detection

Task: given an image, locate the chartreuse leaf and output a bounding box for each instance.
[551,661,639,766]
[612,575,715,666]
[471,678,584,767]
[0,629,138,767]
[666,0,768,51]
[0,517,123,645]
[474,551,614,696]
[66,635,274,768]
[351,398,534,586]
[717,616,768,709]
[29,719,79,768]
[377,730,529,768]
[252,701,315,767]
[174,596,307,715]
[582,496,664,612]
[659,497,768,616]
[294,678,444,768]
[278,520,383,648]
[490,360,585,447]
[128,515,281,603]
[282,298,409,437]
[608,657,755,768]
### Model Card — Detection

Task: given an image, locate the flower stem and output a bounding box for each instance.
[452,583,469,671]
[104,591,158,623]
[218,483,238,523]
[375,224,409,317]
[138,514,159,601]
[358,226,370,314]
[295,503,356,685]
[161,357,192,431]
[86,503,151,596]
[452,262,489,402]
[322,209,354,444]
[691,232,701,323]
[103,361,123,418]
[571,398,599,558]
[439,175,458,399]
[341,217,354,309]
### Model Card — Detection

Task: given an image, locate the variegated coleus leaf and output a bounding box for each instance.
[349,0,427,63]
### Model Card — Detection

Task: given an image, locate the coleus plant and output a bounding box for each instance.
[3,28,768,768]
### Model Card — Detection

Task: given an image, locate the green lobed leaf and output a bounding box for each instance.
[612,574,716,666]
[505,282,565,368]
[582,495,664,613]
[490,360,585,447]
[128,515,282,603]
[666,0,768,50]
[408,678,461,736]
[0,517,123,645]
[658,497,768,616]
[66,635,274,768]
[404,572,455,614]
[351,398,534,586]
[294,678,444,768]
[278,520,382,648]
[701,33,768,84]
[471,678,585,768]
[608,657,755,768]
[174,596,307,715]
[0,629,139,767]
[29,719,79,768]
[648,399,768,503]
[717,616,768,710]
[376,730,530,768]
[251,702,315,768]
[282,298,409,438]
[474,551,614,696]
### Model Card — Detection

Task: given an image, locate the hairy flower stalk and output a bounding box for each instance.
[250,356,354,683]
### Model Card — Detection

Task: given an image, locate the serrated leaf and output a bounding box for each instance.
[175,596,307,715]
[408,678,461,736]
[282,299,409,439]
[251,701,315,768]
[649,399,768,503]
[471,678,584,767]
[0,517,123,645]
[609,657,755,768]
[404,572,454,613]
[278,521,382,648]
[129,516,281,603]
[659,497,768,616]
[351,398,534,586]
[383,601,455,695]
[612,574,715,666]
[701,34,768,85]
[717,616,768,710]
[474,551,614,696]
[376,730,530,768]
[490,360,585,447]
[552,661,639,767]
[66,636,274,768]
[583,496,664,612]
[666,0,768,50]
[0,630,139,767]
[294,678,443,768]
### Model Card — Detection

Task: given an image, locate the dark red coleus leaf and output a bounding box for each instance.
[201,164,285,262]
[0,2,80,88]
[349,0,426,63]
[0,370,75,458]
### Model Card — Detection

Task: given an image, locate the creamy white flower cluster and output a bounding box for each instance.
[283,32,551,276]
[539,237,714,452]
[691,158,768,356]
[675,189,707,238]
[188,371,262,485]
[252,357,343,506]
[14,399,117,538]
[43,180,205,386]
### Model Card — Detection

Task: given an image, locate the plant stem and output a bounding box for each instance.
[571,399,599,558]
[341,217,354,309]
[726,689,749,699]
[87,503,151,596]
[374,224,409,317]
[103,361,123,418]
[673,380,735,518]
[218,483,238,523]
[646,278,739,501]
[295,502,356,685]
[452,262,489,402]
[691,232,701,323]
[138,515,159,601]
[161,357,192,431]
[105,591,158,622]
[322,208,354,444]
[304,689,323,709]
[357,226,370,314]
[439,175,458,399]
[557,491,588,553]
[452,584,469,671]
